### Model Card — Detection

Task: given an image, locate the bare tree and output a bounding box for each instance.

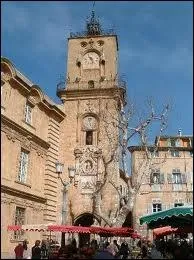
[92,98,170,227]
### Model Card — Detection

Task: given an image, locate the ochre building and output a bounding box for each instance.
[128,134,193,238]
[1,12,127,257]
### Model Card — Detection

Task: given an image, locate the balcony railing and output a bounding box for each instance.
[56,77,127,99]
[57,81,66,93]
[69,29,115,38]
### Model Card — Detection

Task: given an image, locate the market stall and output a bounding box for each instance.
[47,225,134,237]
[139,205,193,229]
[7,224,134,237]
[153,225,193,238]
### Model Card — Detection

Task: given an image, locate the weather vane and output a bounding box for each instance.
[92,1,95,11]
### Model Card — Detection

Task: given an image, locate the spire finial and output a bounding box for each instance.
[86,1,102,36]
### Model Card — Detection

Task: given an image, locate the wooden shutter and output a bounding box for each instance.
[147,203,153,214]
[181,173,187,184]
[150,172,153,184]
[167,173,173,183]
[159,173,165,184]
[162,204,167,211]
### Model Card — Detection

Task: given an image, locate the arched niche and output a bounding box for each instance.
[27,85,43,107]
[1,57,16,79]
[80,113,99,146]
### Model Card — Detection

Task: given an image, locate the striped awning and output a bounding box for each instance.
[7,224,133,236]
[7,223,53,232]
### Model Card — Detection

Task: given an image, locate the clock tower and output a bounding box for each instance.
[57,10,126,230]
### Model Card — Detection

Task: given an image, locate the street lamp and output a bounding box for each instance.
[55,161,76,246]
[55,162,64,176]
[55,161,76,186]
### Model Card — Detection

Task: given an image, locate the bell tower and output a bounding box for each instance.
[57,10,126,227]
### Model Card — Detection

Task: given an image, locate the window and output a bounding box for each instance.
[153,172,160,184]
[150,170,164,185]
[172,171,182,184]
[171,150,180,157]
[152,203,162,213]
[176,139,181,147]
[170,139,176,147]
[18,150,29,183]
[25,103,32,124]
[86,131,93,145]
[174,203,184,207]
[14,207,25,240]
[150,150,159,157]
[190,151,193,157]
[88,80,94,89]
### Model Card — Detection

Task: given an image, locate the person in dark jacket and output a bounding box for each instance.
[31,240,41,259]
[119,241,129,259]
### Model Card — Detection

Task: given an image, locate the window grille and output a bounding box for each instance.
[18,150,29,183]
[14,207,25,240]
[25,103,32,124]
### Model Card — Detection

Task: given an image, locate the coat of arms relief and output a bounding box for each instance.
[74,146,103,194]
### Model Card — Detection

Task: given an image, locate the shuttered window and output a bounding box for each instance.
[172,172,182,184]
[150,170,164,184]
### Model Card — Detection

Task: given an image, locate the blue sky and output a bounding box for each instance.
[2,1,193,140]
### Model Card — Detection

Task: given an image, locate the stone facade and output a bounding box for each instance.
[128,135,193,238]
[1,58,65,258]
[57,34,125,228]
[1,27,127,255]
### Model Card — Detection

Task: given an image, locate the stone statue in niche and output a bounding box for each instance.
[85,160,93,173]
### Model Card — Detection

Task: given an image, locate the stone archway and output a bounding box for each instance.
[74,212,100,248]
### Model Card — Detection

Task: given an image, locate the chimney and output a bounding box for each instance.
[178,129,182,136]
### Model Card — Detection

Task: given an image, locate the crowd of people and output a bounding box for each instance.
[14,239,50,259]
[14,235,193,259]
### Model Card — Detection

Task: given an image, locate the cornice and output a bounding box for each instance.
[1,114,50,150]
[1,185,47,204]
[128,146,193,152]
[1,58,65,121]
[58,87,124,100]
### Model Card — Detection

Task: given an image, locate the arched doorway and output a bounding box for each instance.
[74,213,100,248]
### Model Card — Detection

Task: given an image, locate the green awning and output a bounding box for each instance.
[139,205,193,229]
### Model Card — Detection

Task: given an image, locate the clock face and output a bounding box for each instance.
[83,52,99,69]
[83,116,97,130]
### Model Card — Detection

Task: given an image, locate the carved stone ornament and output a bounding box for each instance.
[22,136,32,150]
[84,100,94,113]
[6,132,16,142]
[74,146,102,194]
[1,72,11,82]
[89,39,94,48]
[82,116,97,131]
